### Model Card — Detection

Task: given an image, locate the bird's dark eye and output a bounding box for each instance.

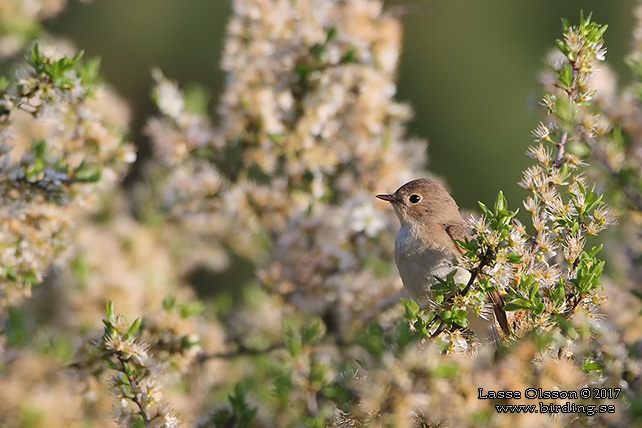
[409,194,421,204]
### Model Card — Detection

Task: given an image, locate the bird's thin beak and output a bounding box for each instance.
[376,193,399,203]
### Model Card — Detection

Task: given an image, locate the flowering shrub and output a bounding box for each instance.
[0,42,134,311]
[0,0,69,58]
[1,1,641,428]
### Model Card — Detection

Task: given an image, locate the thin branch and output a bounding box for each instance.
[116,354,151,425]
[430,321,447,338]
[198,342,285,362]
[554,131,569,167]
[460,248,493,297]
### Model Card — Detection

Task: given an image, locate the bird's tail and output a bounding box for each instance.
[488,290,510,337]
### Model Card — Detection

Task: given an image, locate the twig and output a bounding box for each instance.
[430,321,447,338]
[15,175,99,201]
[116,354,151,424]
[460,249,493,297]
[554,131,569,167]
[199,342,285,362]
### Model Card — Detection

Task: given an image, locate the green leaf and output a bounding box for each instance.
[533,302,545,315]
[556,39,569,56]
[478,201,489,215]
[357,322,385,359]
[78,57,102,94]
[587,244,603,258]
[559,64,573,88]
[310,44,325,61]
[133,416,146,428]
[517,273,535,291]
[294,61,315,81]
[477,278,497,293]
[396,321,422,350]
[33,140,47,158]
[285,324,303,357]
[452,308,469,328]
[106,301,115,319]
[180,335,199,349]
[72,50,85,63]
[30,44,42,66]
[494,191,507,213]
[431,271,458,295]
[456,238,479,253]
[125,318,142,340]
[229,383,258,428]
[121,362,133,379]
[78,170,102,183]
[162,296,176,312]
[504,301,532,312]
[504,284,535,311]
[309,361,328,389]
[561,18,570,32]
[555,314,577,338]
[4,267,17,281]
[273,369,293,401]
[302,319,325,346]
[341,47,358,63]
[556,95,576,128]
[580,10,591,28]
[584,190,603,213]
[179,300,204,318]
[326,27,338,42]
[581,358,602,373]
[552,279,566,303]
[506,252,522,264]
[431,281,454,294]
[402,299,420,319]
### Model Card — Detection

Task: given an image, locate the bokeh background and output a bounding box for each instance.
[1,1,640,426]
[46,0,636,208]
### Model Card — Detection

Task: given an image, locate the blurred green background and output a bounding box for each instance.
[45,0,636,210]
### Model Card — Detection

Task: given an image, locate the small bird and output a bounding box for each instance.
[376,178,509,344]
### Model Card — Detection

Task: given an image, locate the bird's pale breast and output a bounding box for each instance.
[394,224,470,305]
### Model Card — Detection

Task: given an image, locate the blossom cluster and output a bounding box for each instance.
[143,0,428,324]
[455,13,618,338]
[98,303,186,427]
[0,42,134,311]
[332,316,632,428]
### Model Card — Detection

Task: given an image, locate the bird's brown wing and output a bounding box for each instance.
[444,223,468,256]
[486,289,510,336]
[445,223,510,337]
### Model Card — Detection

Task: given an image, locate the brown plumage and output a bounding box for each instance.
[377,178,510,340]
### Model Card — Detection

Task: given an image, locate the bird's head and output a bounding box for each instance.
[376,178,461,227]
